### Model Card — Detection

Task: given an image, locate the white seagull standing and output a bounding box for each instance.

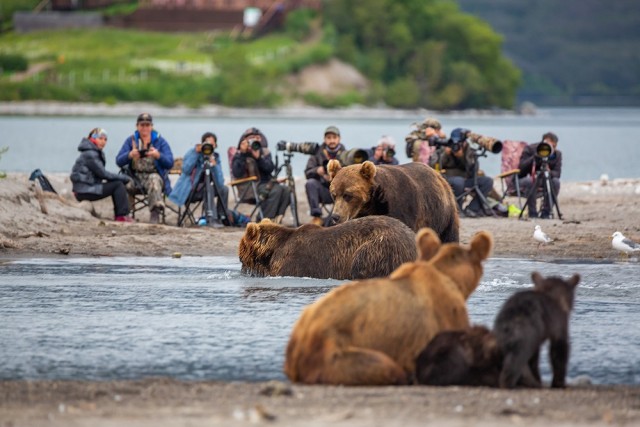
[611,231,640,256]
[533,225,553,249]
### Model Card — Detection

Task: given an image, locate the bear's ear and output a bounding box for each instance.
[416,227,441,262]
[531,271,544,288]
[359,161,377,182]
[470,231,493,261]
[260,218,272,224]
[328,159,342,180]
[568,273,580,288]
[245,222,260,241]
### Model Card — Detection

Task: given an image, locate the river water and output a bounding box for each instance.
[1,107,640,181]
[1,256,638,385]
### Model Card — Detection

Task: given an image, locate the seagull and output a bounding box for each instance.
[533,225,553,249]
[611,231,640,256]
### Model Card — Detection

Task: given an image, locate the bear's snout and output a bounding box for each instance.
[329,214,341,225]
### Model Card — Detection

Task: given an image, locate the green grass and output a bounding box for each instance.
[0,27,335,107]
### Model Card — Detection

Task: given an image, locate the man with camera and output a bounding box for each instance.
[429,128,494,218]
[304,125,347,226]
[116,113,174,224]
[370,136,399,166]
[232,127,291,223]
[518,132,562,219]
[169,132,229,227]
[405,117,447,164]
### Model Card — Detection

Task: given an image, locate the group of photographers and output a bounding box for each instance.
[408,116,562,219]
[71,111,562,226]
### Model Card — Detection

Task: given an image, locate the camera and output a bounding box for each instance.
[138,148,149,158]
[276,140,320,155]
[384,147,396,158]
[338,148,369,166]
[536,141,554,159]
[248,139,262,151]
[467,131,503,154]
[201,142,214,156]
[427,135,461,153]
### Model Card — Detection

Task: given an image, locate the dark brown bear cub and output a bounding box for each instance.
[415,325,502,387]
[493,272,580,389]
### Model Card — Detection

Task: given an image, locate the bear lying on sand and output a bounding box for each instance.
[328,160,459,243]
[238,216,417,280]
[284,228,493,385]
[415,325,502,387]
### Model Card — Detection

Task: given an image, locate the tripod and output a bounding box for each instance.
[519,158,563,220]
[455,147,496,217]
[177,158,228,227]
[273,152,300,227]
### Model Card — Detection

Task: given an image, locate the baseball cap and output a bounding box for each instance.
[137,113,153,124]
[324,125,340,136]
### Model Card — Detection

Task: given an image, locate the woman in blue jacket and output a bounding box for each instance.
[70,128,132,222]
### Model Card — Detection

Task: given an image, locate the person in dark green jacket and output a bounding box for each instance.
[70,128,133,222]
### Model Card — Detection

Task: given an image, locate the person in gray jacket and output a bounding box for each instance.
[70,128,133,222]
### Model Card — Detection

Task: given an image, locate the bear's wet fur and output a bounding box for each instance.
[238,216,417,280]
[415,325,502,387]
[284,228,493,385]
[328,160,459,243]
[493,272,580,389]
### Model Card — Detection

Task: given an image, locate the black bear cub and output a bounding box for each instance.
[493,272,580,389]
[415,325,502,387]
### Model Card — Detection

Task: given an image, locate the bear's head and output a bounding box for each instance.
[391,228,493,299]
[531,272,580,313]
[328,160,379,224]
[238,218,292,276]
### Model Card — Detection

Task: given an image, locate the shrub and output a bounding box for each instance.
[0,53,28,72]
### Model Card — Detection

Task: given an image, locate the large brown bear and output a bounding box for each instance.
[284,228,493,385]
[328,160,459,243]
[238,216,417,280]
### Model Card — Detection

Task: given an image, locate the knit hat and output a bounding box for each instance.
[89,127,108,139]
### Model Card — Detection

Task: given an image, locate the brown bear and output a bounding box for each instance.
[284,228,493,385]
[415,325,502,387]
[238,216,417,280]
[494,272,580,389]
[327,160,459,243]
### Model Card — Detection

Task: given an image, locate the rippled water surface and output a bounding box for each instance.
[1,257,638,384]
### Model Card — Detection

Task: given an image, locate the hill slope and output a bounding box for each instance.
[457,0,640,106]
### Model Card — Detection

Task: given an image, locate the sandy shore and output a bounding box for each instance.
[1,172,639,426]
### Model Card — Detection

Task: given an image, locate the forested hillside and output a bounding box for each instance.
[456,0,640,106]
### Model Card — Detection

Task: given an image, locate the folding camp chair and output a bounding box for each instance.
[227,147,264,221]
[120,165,167,223]
[496,140,527,210]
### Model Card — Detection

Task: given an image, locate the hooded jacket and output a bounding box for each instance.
[70,138,127,194]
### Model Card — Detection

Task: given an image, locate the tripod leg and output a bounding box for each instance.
[547,177,563,220]
[519,173,544,220]
[178,169,204,227]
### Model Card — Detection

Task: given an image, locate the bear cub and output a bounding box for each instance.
[415,325,502,387]
[493,272,580,389]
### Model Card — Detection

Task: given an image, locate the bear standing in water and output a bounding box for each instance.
[493,272,580,389]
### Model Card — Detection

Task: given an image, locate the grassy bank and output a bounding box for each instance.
[0,26,335,107]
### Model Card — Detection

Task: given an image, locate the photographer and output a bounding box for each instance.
[71,128,133,222]
[232,127,291,223]
[429,128,494,217]
[304,125,346,226]
[168,132,229,226]
[518,132,562,219]
[370,136,399,166]
[405,117,447,164]
[115,113,174,224]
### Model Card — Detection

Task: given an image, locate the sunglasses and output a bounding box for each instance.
[138,122,152,127]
